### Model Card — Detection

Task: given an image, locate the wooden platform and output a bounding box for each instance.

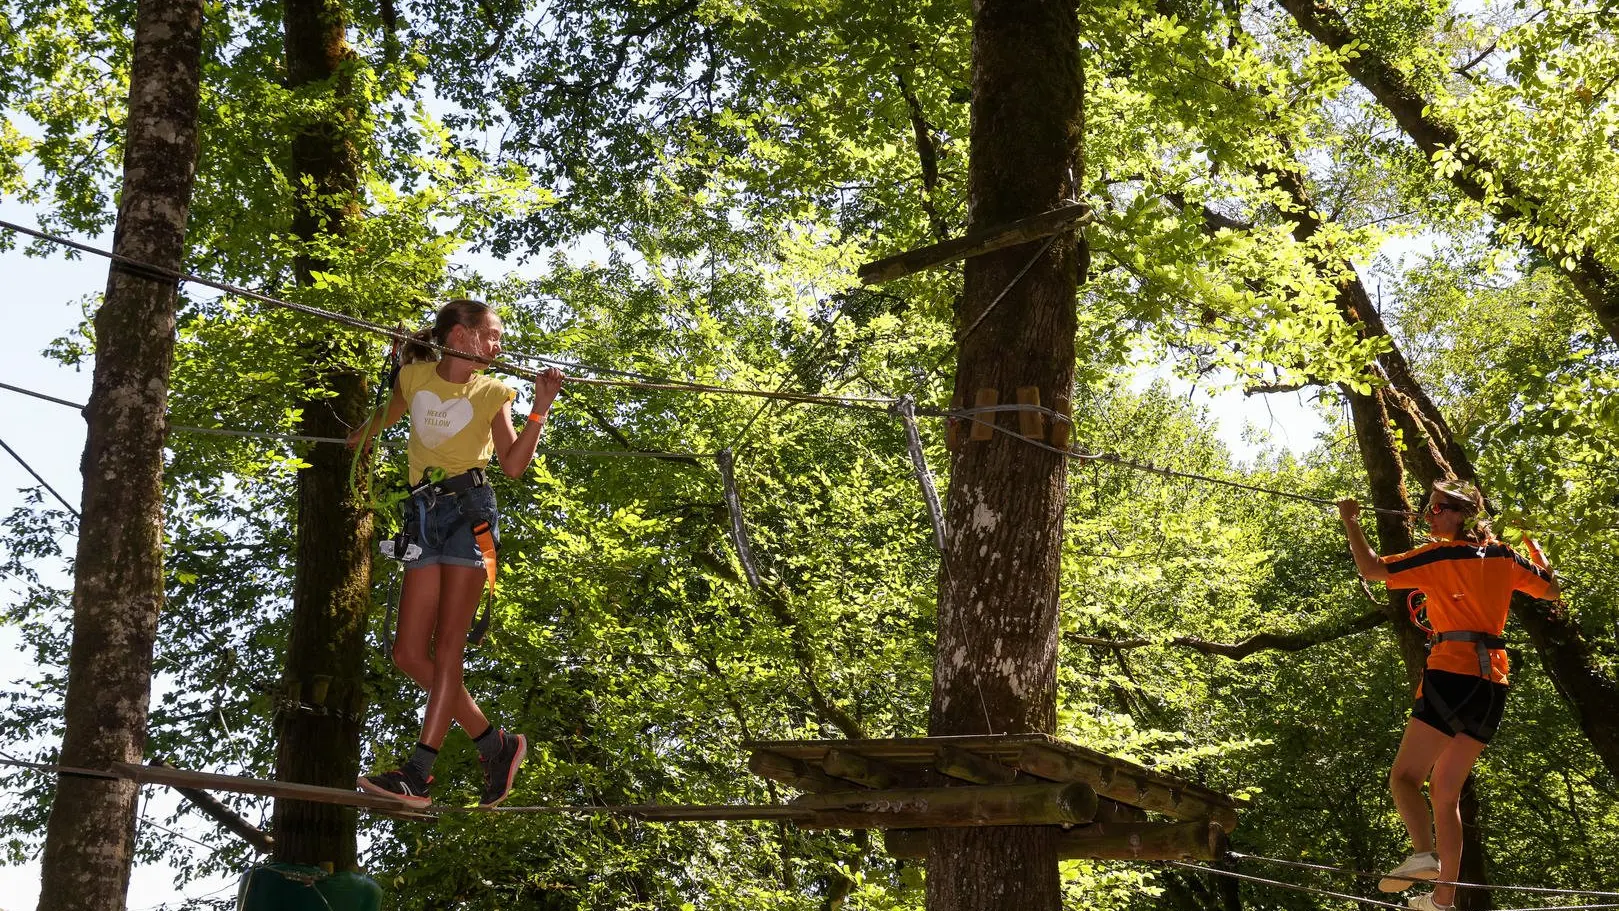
[746,734,1243,833]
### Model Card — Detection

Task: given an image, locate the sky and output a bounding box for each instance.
[0,197,1337,909]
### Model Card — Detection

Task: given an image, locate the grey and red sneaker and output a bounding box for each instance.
[357,767,432,809]
[478,731,527,808]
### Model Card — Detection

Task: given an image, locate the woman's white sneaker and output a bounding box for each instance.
[1379,852,1441,892]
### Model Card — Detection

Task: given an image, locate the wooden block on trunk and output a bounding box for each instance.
[1017,386,1044,440]
[968,388,998,441]
[883,819,1227,861]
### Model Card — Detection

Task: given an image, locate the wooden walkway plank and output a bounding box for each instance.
[857,202,1092,285]
[114,762,423,814]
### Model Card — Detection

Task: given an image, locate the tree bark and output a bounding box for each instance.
[270,0,372,869]
[1273,0,1619,349]
[927,0,1083,908]
[35,2,204,909]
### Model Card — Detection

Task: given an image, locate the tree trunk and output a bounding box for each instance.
[927,0,1083,908]
[34,2,204,909]
[270,0,372,869]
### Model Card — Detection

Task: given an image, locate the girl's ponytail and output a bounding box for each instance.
[402,326,438,363]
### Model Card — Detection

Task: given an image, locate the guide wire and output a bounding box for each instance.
[0,219,899,413]
[1228,851,1619,899]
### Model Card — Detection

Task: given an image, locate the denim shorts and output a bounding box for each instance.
[402,483,499,570]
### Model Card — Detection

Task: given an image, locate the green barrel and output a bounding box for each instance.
[237,863,383,911]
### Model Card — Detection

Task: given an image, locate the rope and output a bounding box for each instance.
[716,449,763,588]
[893,396,948,553]
[1229,851,1619,899]
[947,409,1420,519]
[956,232,1061,344]
[0,219,900,414]
[0,434,80,518]
[1164,859,1412,909]
[0,751,122,781]
[0,377,716,459]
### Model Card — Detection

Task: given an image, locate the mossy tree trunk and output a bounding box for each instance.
[35,1,204,908]
[269,0,373,870]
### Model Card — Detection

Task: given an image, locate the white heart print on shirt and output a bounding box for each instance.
[412,390,475,448]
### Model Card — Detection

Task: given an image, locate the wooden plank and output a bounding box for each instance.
[968,389,998,441]
[485,804,814,821]
[858,202,1092,285]
[823,749,901,789]
[934,745,1018,785]
[795,783,1097,829]
[883,820,1227,861]
[748,750,839,793]
[1051,394,1073,449]
[1013,746,1240,830]
[1016,387,1044,440]
[114,762,426,814]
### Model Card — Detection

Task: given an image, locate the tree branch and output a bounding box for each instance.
[1066,609,1387,660]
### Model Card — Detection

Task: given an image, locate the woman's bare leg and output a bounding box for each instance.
[1389,718,1452,854]
[1426,734,1489,907]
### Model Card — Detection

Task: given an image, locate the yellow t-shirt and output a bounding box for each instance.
[397,360,516,483]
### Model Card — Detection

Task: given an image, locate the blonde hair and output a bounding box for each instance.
[1432,479,1493,544]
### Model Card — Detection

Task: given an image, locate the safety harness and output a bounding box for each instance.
[379,467,500,646]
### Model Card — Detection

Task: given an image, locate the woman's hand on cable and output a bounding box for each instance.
[1336,497,1361,523]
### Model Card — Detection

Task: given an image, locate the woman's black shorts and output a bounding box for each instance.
[1412,668,1508,744]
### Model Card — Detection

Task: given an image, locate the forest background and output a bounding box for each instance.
[0,0,1615,908]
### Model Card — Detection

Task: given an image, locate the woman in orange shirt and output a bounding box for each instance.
[1339,481,1558,911]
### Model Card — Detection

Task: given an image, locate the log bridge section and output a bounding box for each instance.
[115,734,1240,862]
[747,733,1242,862]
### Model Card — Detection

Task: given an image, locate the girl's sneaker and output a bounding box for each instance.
[1378,851,1440,892]
[479,731,527,808]
[357,767,432,809]
[1407,893,1452,910]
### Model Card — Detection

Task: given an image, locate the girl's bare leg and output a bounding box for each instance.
[418,564,489,749]
[393,564,489,738]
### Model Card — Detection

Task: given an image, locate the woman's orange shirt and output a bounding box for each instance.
[1381,541,1555,684]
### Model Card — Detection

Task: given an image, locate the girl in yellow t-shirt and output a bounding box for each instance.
[346,298,563,808]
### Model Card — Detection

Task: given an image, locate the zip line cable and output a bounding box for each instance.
[1228,851,1619,899]
[0,434,79,518]
[1165,860,1619,911]
[950,409,1422,519]
[0,379,715,460]
[0,219,899,414]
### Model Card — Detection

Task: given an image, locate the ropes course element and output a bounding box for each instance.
[1174,857,1619,911]
[1228,851,1619,899]
[893,396,948,553]
[949,409,1422,519]
[0,219,901,414]
[715,449,763,588]
[1164,859,1409,909]
[0,379,715,460]
[0,434,79,518]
